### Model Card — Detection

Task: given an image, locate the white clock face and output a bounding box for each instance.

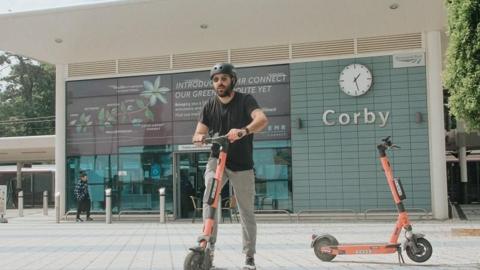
[338,64,373,96]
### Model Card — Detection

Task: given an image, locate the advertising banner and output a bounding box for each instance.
[66,78,117,98]
[66,64,290,155]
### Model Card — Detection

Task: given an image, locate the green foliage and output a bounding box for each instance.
[0,52,55,137]
[444,0,480,131]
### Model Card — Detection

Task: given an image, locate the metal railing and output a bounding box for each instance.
[363,208,430,220]
[296,209,357,223]
[254,209,292,222]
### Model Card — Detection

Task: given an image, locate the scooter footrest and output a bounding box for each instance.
[338,242,400,247]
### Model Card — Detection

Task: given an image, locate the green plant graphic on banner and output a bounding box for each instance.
[69,76,170,133]
[70,113,93,133]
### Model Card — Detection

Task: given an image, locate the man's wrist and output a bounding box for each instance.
[244,127,250,135]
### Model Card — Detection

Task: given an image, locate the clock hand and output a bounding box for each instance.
[355,80,360,92]
[354,73,361,82]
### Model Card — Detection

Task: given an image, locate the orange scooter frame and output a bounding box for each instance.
[311,136,433,264]
[184,134,232,270]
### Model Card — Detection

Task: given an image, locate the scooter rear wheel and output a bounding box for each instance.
[405,237,432,263]
[313,236,338,262]
[184,251,204,270]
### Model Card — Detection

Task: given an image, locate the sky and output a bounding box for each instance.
[0,0,125,14]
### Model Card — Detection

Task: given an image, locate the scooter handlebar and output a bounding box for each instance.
[203,135,230,144]
[379,136,400,150]
[196,132,244,144]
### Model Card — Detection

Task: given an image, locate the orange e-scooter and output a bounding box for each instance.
[311,136,433,264]
[184,133,238,270]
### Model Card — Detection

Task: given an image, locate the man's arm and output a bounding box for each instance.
[246,108,268,134]
[227,108,268,142]
[192,122,209,146]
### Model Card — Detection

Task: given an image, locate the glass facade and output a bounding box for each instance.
[253,145,292,211]
[66,64,293,216]
[67,146,173,213]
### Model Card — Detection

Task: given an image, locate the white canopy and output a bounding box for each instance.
[0,0,446,65]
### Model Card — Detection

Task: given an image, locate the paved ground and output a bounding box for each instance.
[1,209,480,270]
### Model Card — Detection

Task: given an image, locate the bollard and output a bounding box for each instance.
[18,191,23,217]
[43,191,48,216]
[105,188,112,224]
[159,187,165,223]
[55,192,60,223]
[0,185,7,223]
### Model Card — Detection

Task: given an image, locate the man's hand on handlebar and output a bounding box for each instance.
[227,128,246,143]
[192,133,206,146]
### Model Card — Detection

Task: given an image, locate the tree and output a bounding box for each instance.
[0,52,55,137]
[444,0,480,131]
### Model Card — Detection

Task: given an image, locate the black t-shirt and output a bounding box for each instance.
[199,92,260,171]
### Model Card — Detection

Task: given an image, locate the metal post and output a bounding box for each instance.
[18,191,23,217]
[43,191,48,216]
[55,192,60,223]
[16,162,22,191]
[0,185,8,223]
[105,188,112,224]
[159,187,165,223]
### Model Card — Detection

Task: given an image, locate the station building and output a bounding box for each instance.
[0,0,451,219]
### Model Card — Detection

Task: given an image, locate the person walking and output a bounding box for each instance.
[74,171,93,222]
[192,63,268,269]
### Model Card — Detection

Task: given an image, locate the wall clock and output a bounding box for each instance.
[338,63,373,96]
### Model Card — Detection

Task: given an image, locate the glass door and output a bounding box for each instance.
[175,152,210,218]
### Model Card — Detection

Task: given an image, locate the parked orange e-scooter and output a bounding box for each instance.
[184,133,239,270]
[311,136,433,264]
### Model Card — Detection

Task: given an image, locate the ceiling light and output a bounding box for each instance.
[200,24,208,29]
[389,3,399,9]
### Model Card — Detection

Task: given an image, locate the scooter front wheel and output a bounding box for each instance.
[313,236,338,262]
[184,251,204,270]
[405,237,432,263]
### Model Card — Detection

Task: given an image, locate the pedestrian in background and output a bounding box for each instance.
[74,170,93,222]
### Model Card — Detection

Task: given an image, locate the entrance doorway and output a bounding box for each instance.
[175,152,210,218]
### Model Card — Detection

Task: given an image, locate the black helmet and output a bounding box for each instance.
[210,63,237,87]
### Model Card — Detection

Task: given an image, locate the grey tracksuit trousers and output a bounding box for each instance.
[202,158,257,257]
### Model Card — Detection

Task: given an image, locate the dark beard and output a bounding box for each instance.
[216,87,233,97]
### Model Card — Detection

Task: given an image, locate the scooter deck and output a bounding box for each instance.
[322,242,400,255]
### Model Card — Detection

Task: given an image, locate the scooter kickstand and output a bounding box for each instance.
[397,247,405,265]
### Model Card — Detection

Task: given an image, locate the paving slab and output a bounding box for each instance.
[1,209,479,269]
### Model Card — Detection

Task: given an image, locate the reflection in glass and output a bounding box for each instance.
[177,152,209,218]
[253,147,292,211]
[66,146,173,213]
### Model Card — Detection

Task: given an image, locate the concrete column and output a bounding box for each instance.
[426,31,448,219]
[55,64,66,215]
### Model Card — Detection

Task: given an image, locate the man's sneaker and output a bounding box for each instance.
[86,217,93,221]
[207,249,214,268]
[76,218,83,222]
[243,256,256,270]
